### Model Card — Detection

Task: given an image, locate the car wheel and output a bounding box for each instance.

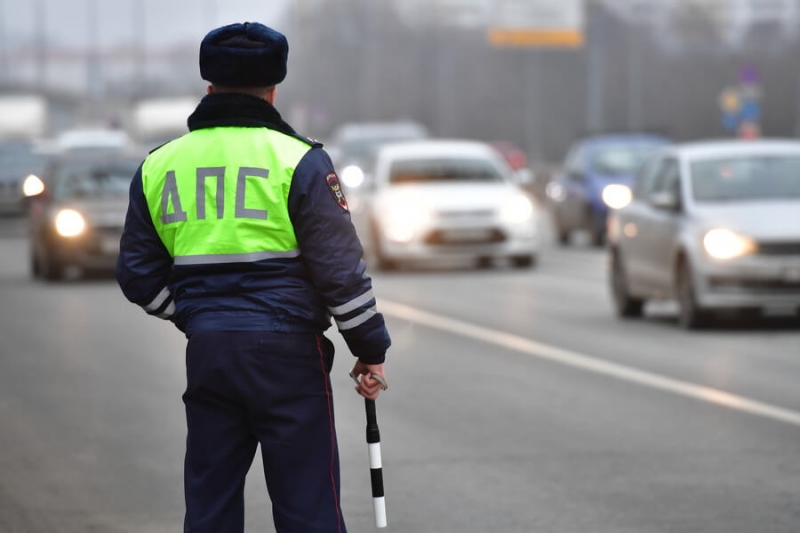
[39,247,65,282]
[30,249,41,279]
[590,227,606,247]
[374,251,397,272]
[610,250,644,318]
[511,254,536,269]
[372,238,397,272]
[365,220,396,272]
[551,209,570,246]
[676,259,711,329]
[475,256,494,269]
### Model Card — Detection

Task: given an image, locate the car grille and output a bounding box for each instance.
[424,227,506,245]
[436,209,496,220]
[708,276,800,292]
[755,241,800,256]
[84,226,123,257]
[0,179,20,197]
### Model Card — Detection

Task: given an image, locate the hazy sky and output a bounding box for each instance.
[1,0,290,50]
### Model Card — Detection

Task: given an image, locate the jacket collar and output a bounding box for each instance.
[187,93,297,137]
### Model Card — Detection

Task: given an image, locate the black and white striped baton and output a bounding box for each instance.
[364,398,386,528]
[350,371,388,528]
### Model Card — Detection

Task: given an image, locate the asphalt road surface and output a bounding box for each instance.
[1,214,799,533]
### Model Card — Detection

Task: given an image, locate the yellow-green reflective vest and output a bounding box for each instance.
[141,127,311,265]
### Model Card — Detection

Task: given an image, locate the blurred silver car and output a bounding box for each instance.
[356,140,538,270]
[608,139,800,328]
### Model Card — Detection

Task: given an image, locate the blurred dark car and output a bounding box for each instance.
[27,151,143,280]
[547,133,671,246]
[0,141,49,216]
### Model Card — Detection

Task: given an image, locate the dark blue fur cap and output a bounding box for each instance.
[199,22,288,87]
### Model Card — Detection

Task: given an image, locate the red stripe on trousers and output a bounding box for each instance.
[316,335,342,533]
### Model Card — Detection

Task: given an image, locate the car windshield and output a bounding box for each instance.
[590,143,663,176]
[389,157,505,185]
[52,159,139,199]
[342,133,424,159]
[690,155,800,202]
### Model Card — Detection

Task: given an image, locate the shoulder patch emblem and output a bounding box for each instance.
[326,172,349,211]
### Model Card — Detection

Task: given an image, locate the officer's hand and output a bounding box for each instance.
[350,361,387,401]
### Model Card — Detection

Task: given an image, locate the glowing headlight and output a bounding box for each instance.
[341,165,365,189]
[545,181,566,202]
[500,194,534,224]
[54,209,86,237]
[22,174,45,197]
[601,184,632,210]
[382,198,431,243]
[703,229,754,260]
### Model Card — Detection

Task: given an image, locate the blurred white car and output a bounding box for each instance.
[357,140,538,270]
[608,139,800,328]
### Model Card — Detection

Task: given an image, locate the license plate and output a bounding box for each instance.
[439,229,494,243]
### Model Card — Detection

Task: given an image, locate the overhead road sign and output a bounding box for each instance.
[488,0,585,48]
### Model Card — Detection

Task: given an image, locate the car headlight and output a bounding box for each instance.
[341,165,365,189]
[545,181,566,202]
[382,197,432,243]
[601,184,632,210]
[500,194,534,224]
[703,228,755,260]
[22,174,45,197]
[54,209,86,237]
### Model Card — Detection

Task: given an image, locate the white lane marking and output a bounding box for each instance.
[380,300,800,428]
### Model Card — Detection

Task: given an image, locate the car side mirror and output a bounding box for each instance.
[650,191,680,211]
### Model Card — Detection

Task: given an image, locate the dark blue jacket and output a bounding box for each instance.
[116,93,390,364]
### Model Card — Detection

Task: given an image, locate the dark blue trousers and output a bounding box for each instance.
[182,331,347,533]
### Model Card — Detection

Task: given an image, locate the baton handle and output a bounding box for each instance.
[365,399,387,528]
[365,399,379,433]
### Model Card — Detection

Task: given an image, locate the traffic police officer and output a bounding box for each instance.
[116,21,391,533]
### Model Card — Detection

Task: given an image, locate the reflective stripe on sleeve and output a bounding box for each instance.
[144,287,171,312]
[335,306,378,331]
[157,300,176,319]
[173,249,301,266]
[328,289,375,316]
